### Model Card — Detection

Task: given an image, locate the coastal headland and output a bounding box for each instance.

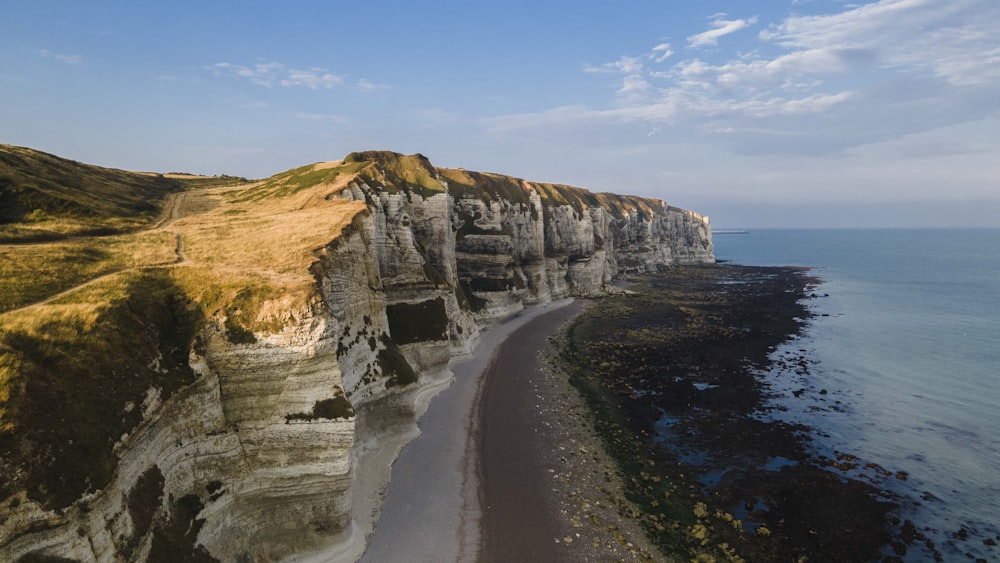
[0,145,713,561]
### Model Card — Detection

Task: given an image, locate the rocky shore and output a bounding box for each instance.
[479,300,663,561]
[491,264,919,562]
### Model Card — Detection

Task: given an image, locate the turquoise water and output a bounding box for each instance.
[714,229,1000,561]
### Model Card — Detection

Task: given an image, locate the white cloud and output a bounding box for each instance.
[356,78,390,92]
[39,49,82,64]
[585,55,644,74]
[490,0,1000,160]
[213,61,343,89]
[759,0,1000,85]
[688,15,759,48]
[283,68,342,89]
[618,75,652,98]
[650,43,674,62]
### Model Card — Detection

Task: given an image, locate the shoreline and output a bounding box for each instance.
[363,264,912,561]
[560,265,911,561]
[359,299,576,562]
[479,300,664,561]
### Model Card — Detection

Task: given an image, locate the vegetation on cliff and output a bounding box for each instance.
[0,270,201,509]
[0,148,366,513]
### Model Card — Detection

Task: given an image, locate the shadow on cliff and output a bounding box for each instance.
[0,270,204,511]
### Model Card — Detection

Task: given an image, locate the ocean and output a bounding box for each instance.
[714,229,1000,561]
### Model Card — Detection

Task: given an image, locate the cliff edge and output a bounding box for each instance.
[0,148,712,562]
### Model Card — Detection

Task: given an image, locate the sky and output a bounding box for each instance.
[2,0,999,228]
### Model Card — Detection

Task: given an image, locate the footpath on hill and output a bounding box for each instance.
[2,191,192,313]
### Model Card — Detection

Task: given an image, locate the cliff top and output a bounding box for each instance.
[254,149,669,221]
[0,149,366,509]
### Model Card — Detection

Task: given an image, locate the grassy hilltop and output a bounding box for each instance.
[0,144,247,243]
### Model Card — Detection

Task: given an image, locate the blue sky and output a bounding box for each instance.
[2,0,999,227]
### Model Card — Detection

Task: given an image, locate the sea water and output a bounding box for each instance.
[714,229,1000,561]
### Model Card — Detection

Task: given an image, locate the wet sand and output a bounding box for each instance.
[360,299,576,562]
[479,301,661,562]
[479,302,586,559]
[366,265,915,562]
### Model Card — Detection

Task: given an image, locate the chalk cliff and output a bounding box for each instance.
[0,151,713,562]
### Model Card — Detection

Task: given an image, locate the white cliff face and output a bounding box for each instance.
[0,162,713,563]
[0,301,358,563]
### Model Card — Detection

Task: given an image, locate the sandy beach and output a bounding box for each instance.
[479,301,661,562]
[360,299,579,562]
[361,297,660,562]
[361,264,904,562]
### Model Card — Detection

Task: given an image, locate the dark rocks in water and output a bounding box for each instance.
[562,264,904,562]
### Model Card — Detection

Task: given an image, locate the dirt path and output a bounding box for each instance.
[157,192,187,229]
[161,191,188,264]
[6,192,190,311]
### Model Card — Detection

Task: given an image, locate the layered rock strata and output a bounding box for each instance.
[0,152,713,562]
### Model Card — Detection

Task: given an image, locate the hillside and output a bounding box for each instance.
[0,145,248,243]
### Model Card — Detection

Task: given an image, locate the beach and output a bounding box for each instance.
[479,300,661,561]
[360,299,582,562]
[362,297,660,562]
[364,263,925,562]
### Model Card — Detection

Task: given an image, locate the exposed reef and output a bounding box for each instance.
[0,150,712,561]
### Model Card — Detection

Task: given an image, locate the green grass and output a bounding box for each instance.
[229,162,365,203]
[172,174,250,189]
[0,145,176,241]
[345,150,446,197]
[0,144,682,523]
[440,168,532,205]
[0,145,250,243]
[169,267,293,336]
[533,181,600,214]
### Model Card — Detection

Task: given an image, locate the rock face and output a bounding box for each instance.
[0,152,713,562]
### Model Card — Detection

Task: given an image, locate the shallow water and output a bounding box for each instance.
[715,229,1000,561]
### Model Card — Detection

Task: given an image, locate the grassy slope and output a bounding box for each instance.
[2,145,178,242]
[334,149,668,220]
[0,152,364,511]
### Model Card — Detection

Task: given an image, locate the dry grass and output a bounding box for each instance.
[174,171,365,283]
[0,160,367,509]
[0,231,179,312]
[0,148,674,512]
[0,216,152,243]
[312,160,344,170]
[0,161,364,315]
[0,269,203,508]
